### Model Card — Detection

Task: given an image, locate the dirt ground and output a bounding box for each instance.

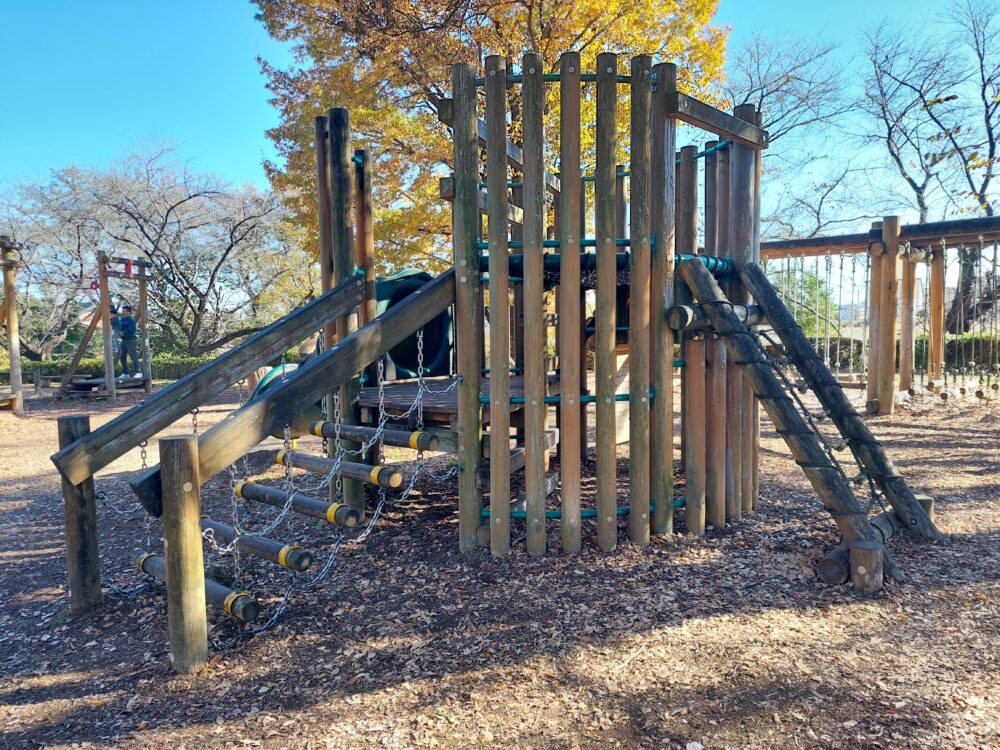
[0,386,998,750]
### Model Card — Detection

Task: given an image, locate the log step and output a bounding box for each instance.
[276,449,403,488]
[310,421,439,451]
[200,517,313,571]
[135,553,261,623]
[234,481,360,527]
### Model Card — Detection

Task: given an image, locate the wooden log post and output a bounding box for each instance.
[929,245,946,382]
[866,233,884,411]
[684,337,707,535]
[703,141,726,529]
[676,145,698,470]
[354,149,377,327]
[138,275,153,392]
[452,63,485,552]
[326,108,363,514]
[57,416,102,613]
[876,217,901,415]
[628,54,653,545]
[160,435,208,673]
[595,52,619,552]
[739,263,943,540]
[650,62,677,535]
[850,540,884,593]
[558,51,583,553]
[1,240,23,416]
[731,104,757,513]
[680,258,901,580]
[750,110,764,508]
[522,53,547,556]
[717,141,741,523]
[899,253,916,392]
[97,252,116,404]
[485,55,512,555]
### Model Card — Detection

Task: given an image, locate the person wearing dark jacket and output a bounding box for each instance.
[118,305,141,378]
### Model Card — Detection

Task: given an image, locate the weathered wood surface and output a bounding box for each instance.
[929,245,946,381]
[850,540,884,593]
[667,303,763,332]
[200,517,313,572]
[684,338,707,536]
[650,62,677,535]
[354,149,377,326]
[680,258,901,580]
[665,92,769,148]
[876,217,900,416]
[56,311,102,398]
[485,54,512,555]
[58,416,102,613]
[235,480,360,526]
[138,553,260,624]
[97,252,116,404]
[52,276,363,488]
[899,254,916,392]
[739,262,942,541]
[558,51,584,554]
[160,436,208,673]
[129,271,454,516]
[277,449,403,488]
[594,52,619,552]
[628,54,653,545]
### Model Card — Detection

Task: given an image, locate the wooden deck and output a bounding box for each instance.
[358,374,560,426]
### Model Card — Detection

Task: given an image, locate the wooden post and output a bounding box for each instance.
[850,540,884,593]
[731,104,756,513]
[929,245,946,381]
[1,240,23,416]
[899,253,916,392]
[717,144,740,521]
[138,275,152,392]
[160,435,208,673]
[327,108,364,514]
[485,55,511,555]
[97,252,116,404]
[750,110,763,508]
[703,142,726,529]
[628,54,652,545]
[877,216,900,416]
[354,149,377,326]
[676,145,698,470]
[866,233,884,410]
[684,337,707,535]
[558,52,583,554]
[57,415,101,613]
[452,63,484,552]
[650,63,677,535]
[595,52,619,552]
[522,52,547,556]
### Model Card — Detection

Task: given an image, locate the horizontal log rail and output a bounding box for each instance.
[51,275,365,487]
[129,270,455,516]
[761,215,1000,259]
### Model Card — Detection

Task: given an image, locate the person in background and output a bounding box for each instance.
[118,305,141,379]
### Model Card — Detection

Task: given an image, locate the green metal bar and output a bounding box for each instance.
[481,498,686,520]
[474,74,632,85]
[477,251,735,277]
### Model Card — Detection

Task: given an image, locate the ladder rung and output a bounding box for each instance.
[276,450,403,489]
[199,517,313,571]
[234,481,359,527]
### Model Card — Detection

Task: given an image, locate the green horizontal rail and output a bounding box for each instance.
[473,73,632,85]
[478,251,735,277]
[481,498,686,520]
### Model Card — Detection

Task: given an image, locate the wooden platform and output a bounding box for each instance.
[58,376,148,398]
[358,374,560,427]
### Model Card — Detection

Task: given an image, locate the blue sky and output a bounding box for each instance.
[0,0,945,192]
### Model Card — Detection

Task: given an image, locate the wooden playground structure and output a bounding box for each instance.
[1,235,24,416]
[47,51,998,674]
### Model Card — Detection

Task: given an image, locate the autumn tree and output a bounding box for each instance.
[255,0,727,270]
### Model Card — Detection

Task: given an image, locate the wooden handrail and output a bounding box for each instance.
[51,275,365,486]
[129,269,456,516]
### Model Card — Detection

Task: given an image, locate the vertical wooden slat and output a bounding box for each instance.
[717,143,740,521]
[58,415,101,613]
[2,243,23,415]
[684,337,707,535]
[929,245,946,381]
[97,252,116,403]
[522,52,547,556]
[485,55,511,555]
[138,276,152,392]
[628,54,652,545]
[354,149,377,326]
[452,63,484,552]
[877,216,901,415]
[579,179,589,461]
[595,51,619,552]
[676,145,698,472]
[558,52,583,553]
[731,104,756,514]
[702,141,726,529]
[327,108,363,514]
[650,62,677,535]
[160,435,208,674]
[899,255,916,391]
[750,111,763,507]
[510,185,526,446]
[867,238,884,409]
[316,115,334,345]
